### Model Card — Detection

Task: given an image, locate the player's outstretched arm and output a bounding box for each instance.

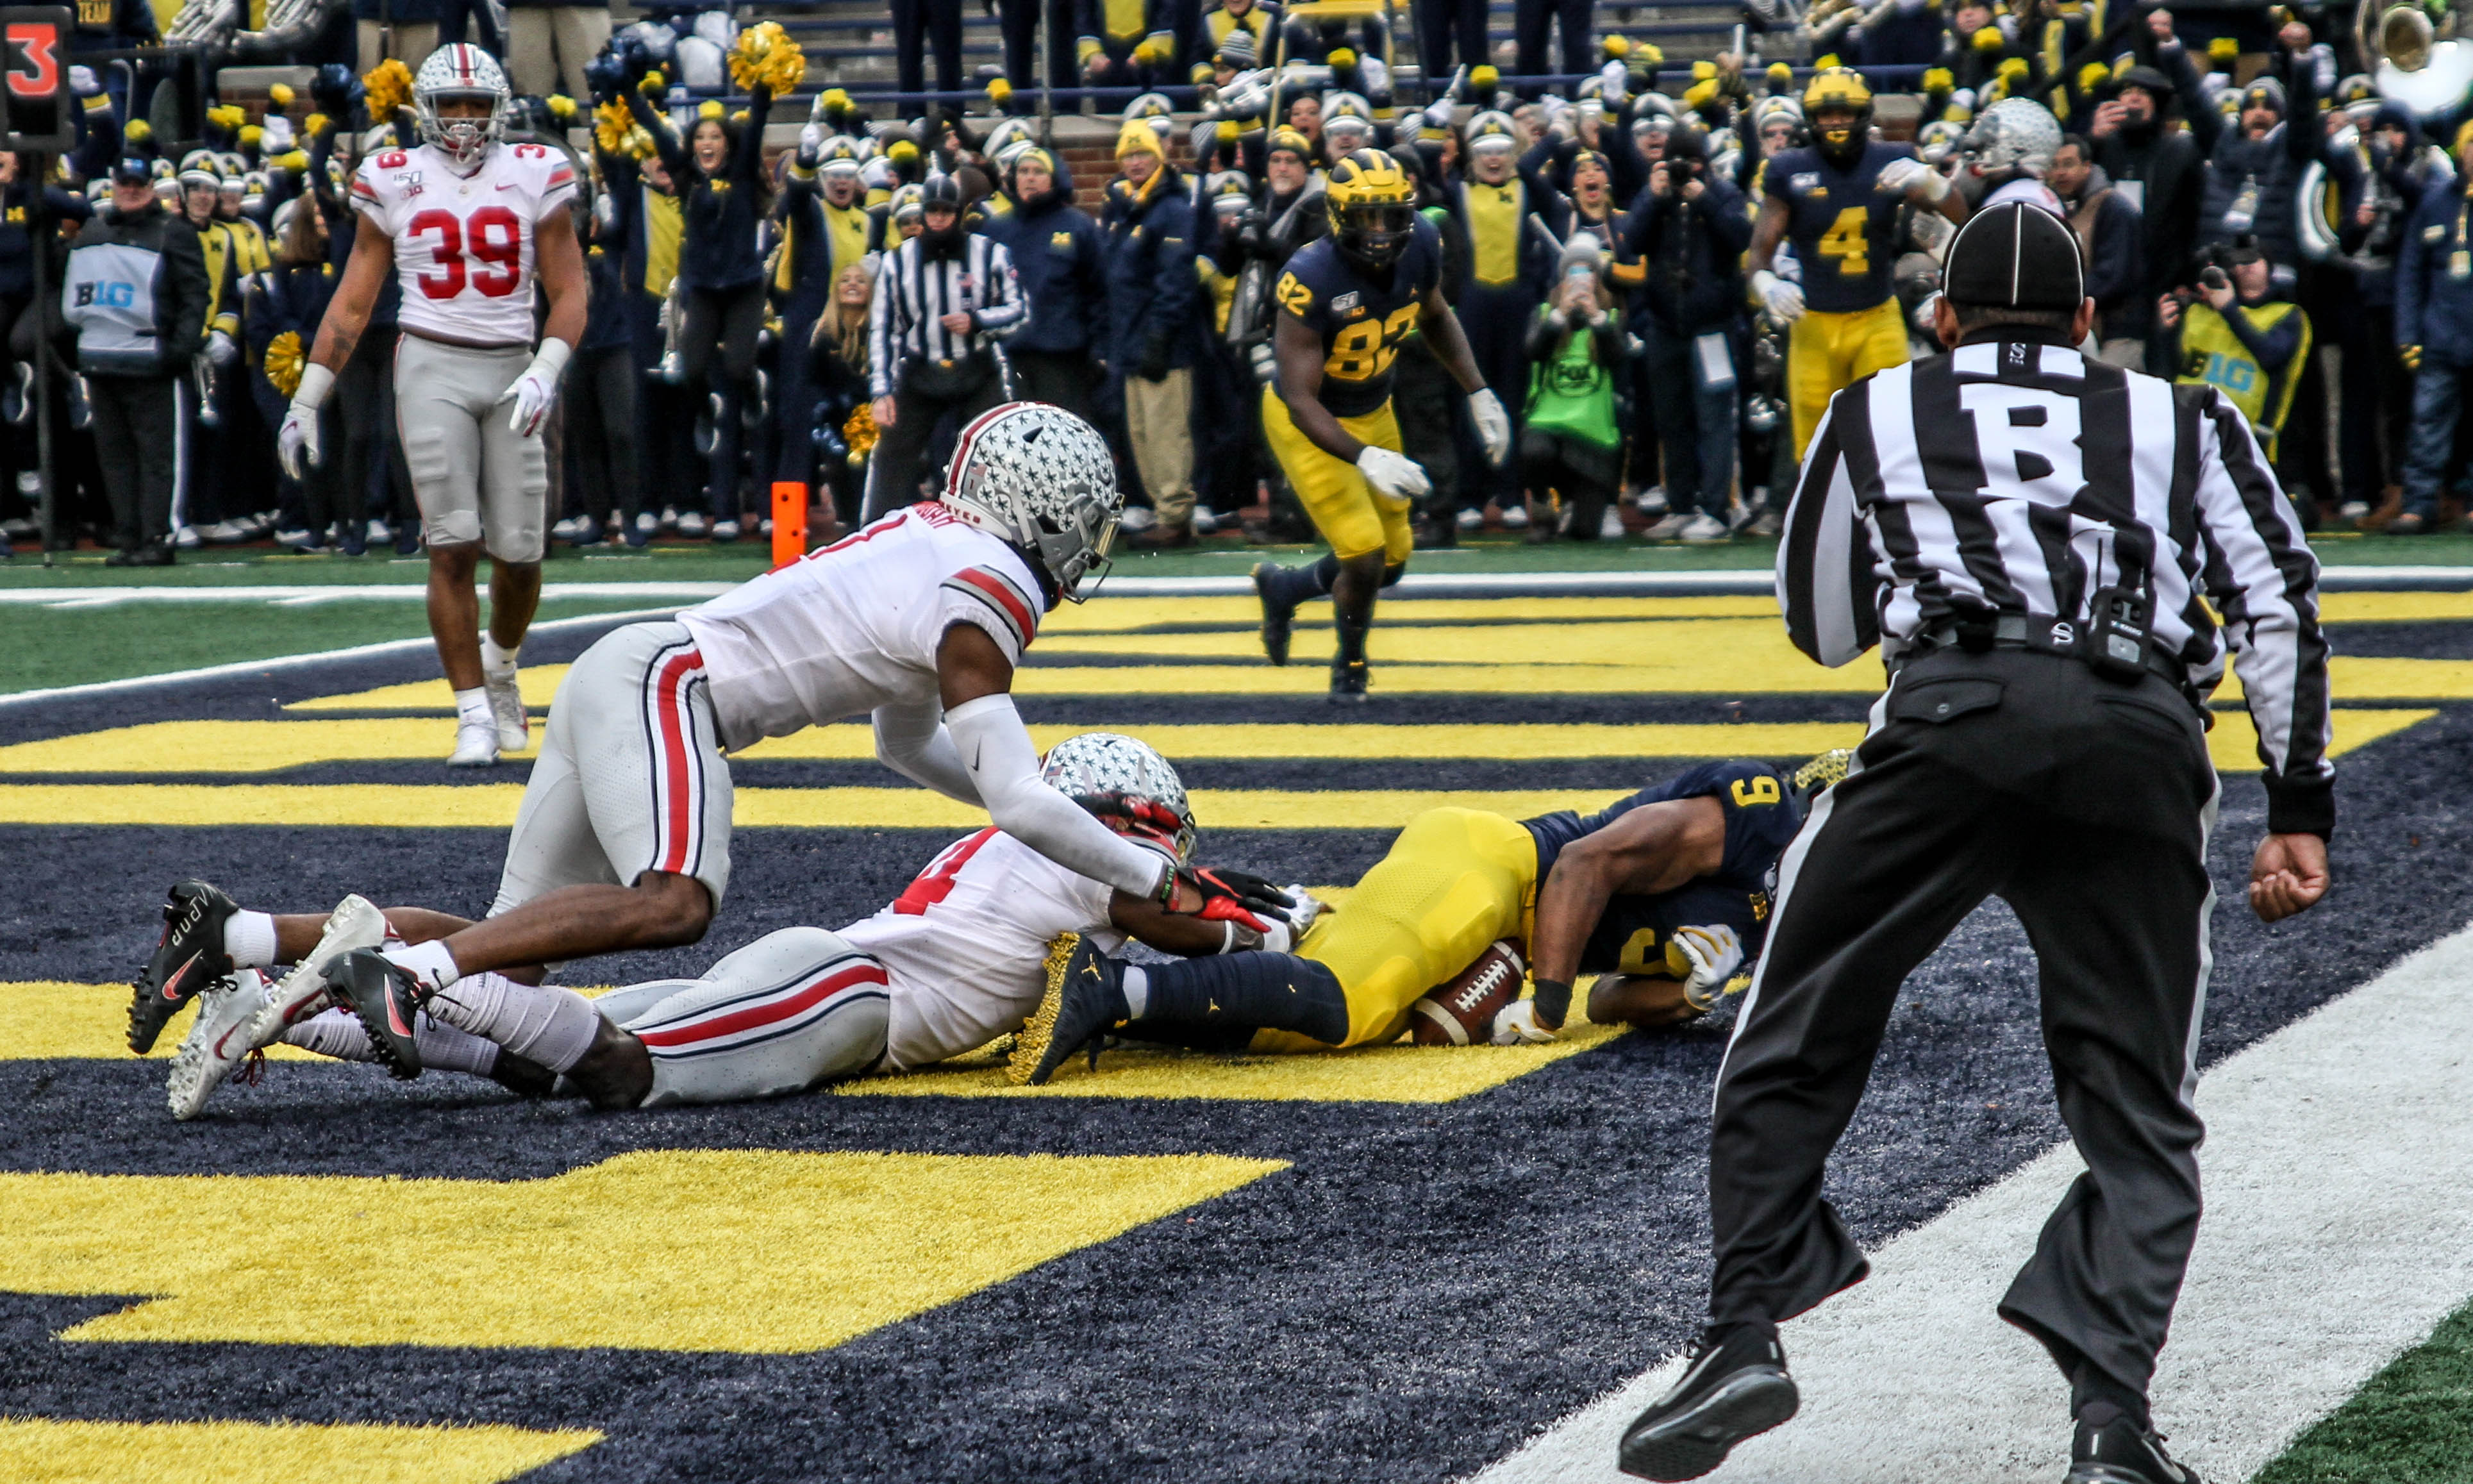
[1527,797,1726,1028]
[1110,885,1300,956]
[937,624,1174,901]
[870,696,983,805]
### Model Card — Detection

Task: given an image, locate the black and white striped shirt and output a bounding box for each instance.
[867,233,1026,399]
[1776,333,2334,828]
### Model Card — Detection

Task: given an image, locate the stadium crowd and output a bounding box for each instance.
[2,0,2467,564]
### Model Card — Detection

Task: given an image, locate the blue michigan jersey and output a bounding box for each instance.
[1524,759,1804,978]
[1762,141,1915,314]
[1270,215,1444,419]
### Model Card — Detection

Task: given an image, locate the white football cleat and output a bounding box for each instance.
[484,670,528,754]
[449,719,499,767]
[166,971,274,1121]
[233,893,392,1064]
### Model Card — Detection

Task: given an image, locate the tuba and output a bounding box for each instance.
[2358,0,2473,117]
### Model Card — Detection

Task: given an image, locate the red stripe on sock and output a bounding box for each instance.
[633,962,888,1048]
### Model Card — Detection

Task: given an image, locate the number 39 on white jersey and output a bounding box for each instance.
[351,140,576,346]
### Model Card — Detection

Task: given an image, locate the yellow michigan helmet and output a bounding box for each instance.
[1801,65,1874,164]
[1325,147,1417,270]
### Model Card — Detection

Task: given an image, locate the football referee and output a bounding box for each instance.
[1620,203,2334,1484]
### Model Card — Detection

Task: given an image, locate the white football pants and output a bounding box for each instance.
[592,927,892,1106]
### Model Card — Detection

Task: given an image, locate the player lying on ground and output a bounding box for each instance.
[162,736,1311,1118]
[126,404,1290,1059]
[1010,753,1851,1084]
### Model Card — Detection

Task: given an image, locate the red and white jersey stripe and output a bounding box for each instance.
[678,503,1049,753]
[637,637,717,883]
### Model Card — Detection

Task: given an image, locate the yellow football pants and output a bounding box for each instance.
[1260,387,1415,566]
[1788,300,1910,459]
[1251,807,1539,1053]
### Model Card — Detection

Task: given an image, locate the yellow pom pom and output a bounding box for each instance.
[239,124,262,149]
[2208,35,2238,62]
[269,83,294,109]
[1922,65,1953,92]
[888,138,918,163]
[1692,59,1718,79]
[274,149,308,172]
[362,58,413,122]
[1328,46,1356,68]
[1972,25,2004,51]
[1471,64,1498,89]
[640,68,667,95]
[1603,33,1631,58]
[1636,42,1663,64]
[594,99,634,154]
[2079,61,2110,91]
[843,402,879,462]
[823,87,851,113]
[697,99,725,122]
[264,330,305,398]
[126,119,151,143]
[548,94,577,121]
[1683,78,1719,108]
[1998,55,2028,76]
[302,112,329,138]
[991,76,1015,101]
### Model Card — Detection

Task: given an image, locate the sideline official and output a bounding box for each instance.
[1620,203,2334,1484]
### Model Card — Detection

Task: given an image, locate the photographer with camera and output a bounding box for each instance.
[2159,237,2310,467]
[1614,124,1749,544]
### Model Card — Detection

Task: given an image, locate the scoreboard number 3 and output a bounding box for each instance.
[4,18,56,100]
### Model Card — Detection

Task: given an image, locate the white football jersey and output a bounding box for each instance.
[678,503,1047,753]
[351,140,576,345]
[840,828,1129,1071]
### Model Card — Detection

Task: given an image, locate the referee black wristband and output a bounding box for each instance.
[2263,774,2335,840]
[1531,976,1574,1027]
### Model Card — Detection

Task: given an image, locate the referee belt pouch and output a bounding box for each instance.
[900,351,995,401]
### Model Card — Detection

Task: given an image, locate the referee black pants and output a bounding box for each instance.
[1709,647,2217,1415]
[861,360,1009,521]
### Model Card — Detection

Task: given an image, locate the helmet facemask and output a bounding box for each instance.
[419,89,504,170]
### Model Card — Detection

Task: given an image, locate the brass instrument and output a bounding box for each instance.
[2358,0,2473,117]
[164,0,346,62]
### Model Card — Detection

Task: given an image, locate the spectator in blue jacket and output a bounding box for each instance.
[1101,119,1201,546]
[1615,126,1749,542]
[2049,134,2146,367]
[246,200,343,549]
[2391,131,2473,534]
[983,146,1106,427]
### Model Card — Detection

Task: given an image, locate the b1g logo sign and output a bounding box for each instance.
[0,8,69,152]
[71,278,133,308]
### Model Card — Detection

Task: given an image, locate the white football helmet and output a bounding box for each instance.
[1963,97,2060,179]
[1040,733,1196,865]
[942,403,1121,603]
[413,44,510,170]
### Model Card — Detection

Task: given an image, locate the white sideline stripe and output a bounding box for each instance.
[1469,924,2473,1484]
[0,567,2459,606]
[0,608,678,710]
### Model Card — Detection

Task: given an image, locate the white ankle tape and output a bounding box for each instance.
[413,1013,503,1076]
[283,1007,376,1062]
[223,910,278,971]
[422,972,603,1072]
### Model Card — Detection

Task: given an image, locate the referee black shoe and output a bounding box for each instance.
[1253,562,1295,667]
[2065,1411,2201,1484]
[129,880,238,1054]
[1618,1321,1798,1481]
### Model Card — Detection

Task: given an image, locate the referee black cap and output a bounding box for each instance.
[1942,201,2085,312]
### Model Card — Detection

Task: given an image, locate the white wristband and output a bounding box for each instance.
[524,336,573,385]
[292,362,337,411]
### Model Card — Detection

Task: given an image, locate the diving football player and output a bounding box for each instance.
[164,736,1306,1117]
[1249,148,1509,701]
[1747,67,1966,458]
[1012,753,1851,1081]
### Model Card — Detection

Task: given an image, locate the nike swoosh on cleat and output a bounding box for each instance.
[213,1020,245,1058]
[387,994,412,1038]
[162,953,201,999]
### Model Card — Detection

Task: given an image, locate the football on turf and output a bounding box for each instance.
[1410,939,1529,1046]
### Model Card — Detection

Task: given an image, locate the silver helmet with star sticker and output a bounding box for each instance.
[1040,732,1196,865]
[942,403,1121,604]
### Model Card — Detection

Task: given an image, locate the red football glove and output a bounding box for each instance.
[1169,865,1294,927]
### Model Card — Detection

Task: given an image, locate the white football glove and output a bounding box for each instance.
[206,329,239,369]
[277,362,335,479]
[1877,156,1951,203]
[496,338,572,438]
[1674,923,1746,1013]
[1355,444,1433,499]
[1468,388,1512,468]
[1751,269,1806,324]
[1491,998,1560,1045]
